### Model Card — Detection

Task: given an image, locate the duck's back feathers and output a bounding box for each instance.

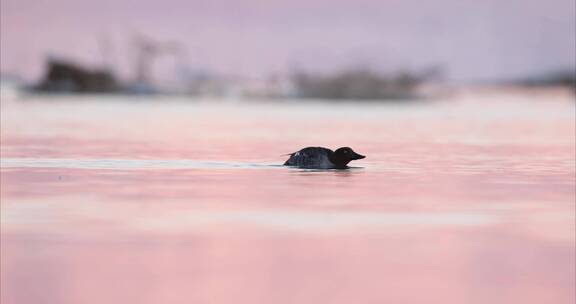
[283,147,334,168]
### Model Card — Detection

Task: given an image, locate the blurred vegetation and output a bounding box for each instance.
[291,67,442,100]
[515,70,576,89]
[34,59,120,93]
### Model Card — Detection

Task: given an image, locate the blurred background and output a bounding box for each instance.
[1,1,575,304]
[1,0,575,96]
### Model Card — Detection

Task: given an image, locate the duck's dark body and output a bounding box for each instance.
[283,146,365,169]
[283,147,335,168]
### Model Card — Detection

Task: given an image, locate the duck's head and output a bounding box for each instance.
[330,147,365,167]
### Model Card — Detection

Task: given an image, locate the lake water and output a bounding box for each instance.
[1,92,575,304]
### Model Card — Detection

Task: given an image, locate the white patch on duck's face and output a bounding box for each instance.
[294,152,300,157]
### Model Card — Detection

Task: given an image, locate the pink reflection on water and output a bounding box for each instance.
[2,228,574,304]
[1,164,573,209]
[1,98,575,304]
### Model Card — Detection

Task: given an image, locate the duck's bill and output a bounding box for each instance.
[352,153,365,160]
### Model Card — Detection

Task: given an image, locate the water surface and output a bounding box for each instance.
[1,93,575,304]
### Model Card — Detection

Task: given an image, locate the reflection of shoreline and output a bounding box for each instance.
[6,85,573,105]
[451,85,576,102]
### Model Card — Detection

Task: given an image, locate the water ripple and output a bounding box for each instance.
[1,158,282,170]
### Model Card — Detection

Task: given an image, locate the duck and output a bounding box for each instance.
[283,147,365,169]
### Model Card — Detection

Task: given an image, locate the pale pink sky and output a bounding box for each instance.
[1,0,574,83]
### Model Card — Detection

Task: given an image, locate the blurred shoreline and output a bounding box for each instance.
[2,82,573,105]
[2,58,573,102]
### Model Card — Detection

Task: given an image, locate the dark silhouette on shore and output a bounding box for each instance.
[35,59,119,93]
[291,67,441,100]
[516,70,576,92]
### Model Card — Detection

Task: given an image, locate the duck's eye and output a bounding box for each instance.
[343,150,348,153]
